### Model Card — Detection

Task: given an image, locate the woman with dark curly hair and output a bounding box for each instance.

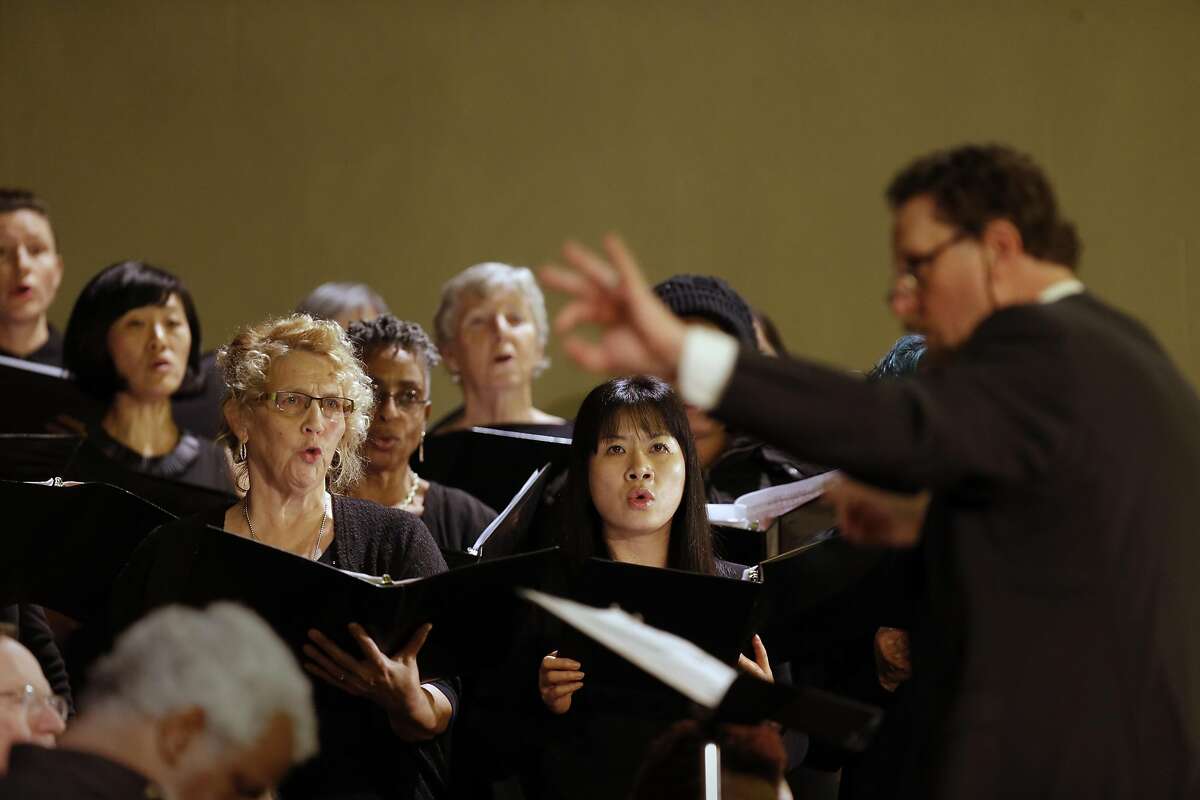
[346,314,497,553]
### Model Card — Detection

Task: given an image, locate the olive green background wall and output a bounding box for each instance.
[3,1,1198,420]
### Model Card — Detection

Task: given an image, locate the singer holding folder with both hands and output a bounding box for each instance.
[531,375,772,799]
[121,314,455,800]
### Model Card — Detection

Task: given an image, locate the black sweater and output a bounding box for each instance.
[168,495,456,800]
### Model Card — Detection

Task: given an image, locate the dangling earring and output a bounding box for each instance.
[237,440,247,463]
[419,431,425,463]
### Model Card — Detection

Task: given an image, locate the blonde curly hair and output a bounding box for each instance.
[217,314,375,493]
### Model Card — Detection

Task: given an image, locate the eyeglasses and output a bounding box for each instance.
[0,685,69,721]
[264,391,355,419]
[372,386,427,410]
[886,231,969,306]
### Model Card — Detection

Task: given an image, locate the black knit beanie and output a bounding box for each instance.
[653,274,756,346]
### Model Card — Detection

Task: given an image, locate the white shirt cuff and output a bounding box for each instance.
[677,326,739,411]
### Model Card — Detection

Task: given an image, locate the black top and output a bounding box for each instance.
[0,325,63,367]
[190,495,456,800]
[529,555,748,800]
[0,604,72,713]
[0,744,156,799]
[421,480,497,552]
[714,293,1200,799]
[77,425,235,495]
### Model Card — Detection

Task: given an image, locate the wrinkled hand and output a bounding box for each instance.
[304,623,448,738]
[539,650,585,714]
[825,476,930,548]
[539,235,687,379]
[874,627,912,692]
[737,634,774,683]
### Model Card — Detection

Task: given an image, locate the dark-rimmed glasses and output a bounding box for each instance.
[0,684,69,721]
[372,386,427,411]
[886,231,969,306]
[265,391,355,419]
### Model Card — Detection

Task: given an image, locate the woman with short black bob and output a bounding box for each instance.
[63,261,233,493]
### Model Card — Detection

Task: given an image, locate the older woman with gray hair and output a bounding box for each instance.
[430,262,570,435]
[121,314,456,799]
[346,314,497,552]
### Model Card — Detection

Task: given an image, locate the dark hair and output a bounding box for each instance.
[295,282,390,322]
[886,144,1081,269]
[346,314,441,399]
[631,720,787,800]
[0,188,50,218]
[557,375,715,575]
[867,334,926,381]
[64,261,203,402]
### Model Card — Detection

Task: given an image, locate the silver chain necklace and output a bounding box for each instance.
[242,492,329,561]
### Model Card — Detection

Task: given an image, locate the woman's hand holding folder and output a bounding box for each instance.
[539,650,586,714]
[303,622,453,741]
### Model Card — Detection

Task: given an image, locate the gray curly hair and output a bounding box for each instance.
[217,314,375,492]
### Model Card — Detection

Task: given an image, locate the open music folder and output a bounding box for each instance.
[112,515,561,679]
[522,588,882,752]
[420,426,571,513]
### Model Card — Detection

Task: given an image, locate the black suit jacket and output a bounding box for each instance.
[713,293,1200,799]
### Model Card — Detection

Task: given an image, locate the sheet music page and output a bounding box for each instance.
[706,471,841,529]
[469,465,547,553]
[521,588,738,709]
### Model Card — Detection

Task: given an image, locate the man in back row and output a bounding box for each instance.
[542,144,1200,798]
[0,189,64,366]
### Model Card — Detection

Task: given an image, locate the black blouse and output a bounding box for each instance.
[157,495,456,800]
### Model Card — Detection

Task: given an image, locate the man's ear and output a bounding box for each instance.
[156,706,207,766]
[981,218,1025,267]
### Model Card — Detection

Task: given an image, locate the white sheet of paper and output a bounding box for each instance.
[520,588,738,709]
[706,470,841,529]
[469,465,547,554]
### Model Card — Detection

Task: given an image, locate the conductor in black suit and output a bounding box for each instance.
[540,144,1200,799]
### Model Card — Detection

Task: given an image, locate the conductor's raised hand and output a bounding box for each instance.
[540,235,687,379]
[539,650,585,714]
[824,476,930,549]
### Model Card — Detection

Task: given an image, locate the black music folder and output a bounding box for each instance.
[442,464,556,569]
[0,355,101,434]
[537,558,766,717]
[419,426,571,513]
[112,516,561,679]
[0,480,175,622]
[523,588,882,752]
[0,433,234,516]
[742,530,886,662]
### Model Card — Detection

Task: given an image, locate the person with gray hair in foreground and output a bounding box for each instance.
[0,602,318,800]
